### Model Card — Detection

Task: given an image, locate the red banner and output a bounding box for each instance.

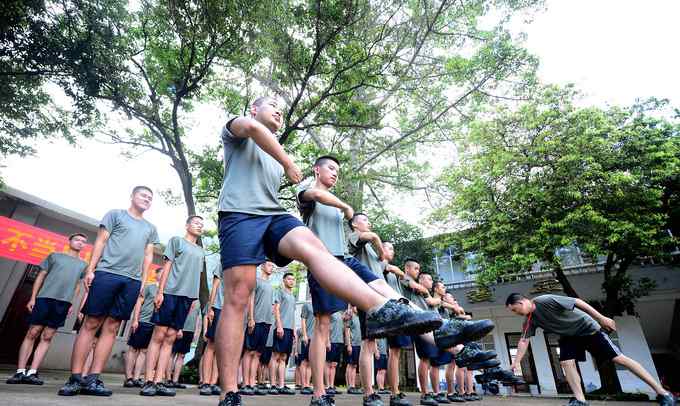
[0,216,160,280]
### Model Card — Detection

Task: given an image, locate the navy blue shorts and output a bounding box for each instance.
[127,321,154,349]
[413,335,439,360]
[431,350,453,367]
[559,331,621,363]
[326,343,343,363]
[374,353,388,370]
[273,328,294,355]
[346,345,361,365]
[151,294,193,330]
[82,271,141,320]
[308,271,347,315]
[205,307,221,341]
[358,310,367,340]
[344,256,380,284]
[260,347,273,365]
[387,335,412,349]
[172,331,194,354]
[218,212,304,270]
[29,297,70,329]
[300,341,310,361]
[295,354,302,366]
[244,322,271,353]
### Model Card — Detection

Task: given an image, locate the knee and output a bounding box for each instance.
[84,316,103,331]
[612,355,628,365]
[26,326,43,340]
[164,331,177,345]
[102,319,121,335]
[41,329,56,342]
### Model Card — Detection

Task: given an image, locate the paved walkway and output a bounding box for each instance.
[0,371,656,406]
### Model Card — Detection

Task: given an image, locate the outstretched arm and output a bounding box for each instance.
[575,298,616,332]
[511,338,530,372]
[300,188,354,219]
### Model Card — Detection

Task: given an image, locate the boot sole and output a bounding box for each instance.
[436,321,495,349]
[366,313,442,339]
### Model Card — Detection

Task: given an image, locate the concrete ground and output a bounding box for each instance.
[0,370,657,406]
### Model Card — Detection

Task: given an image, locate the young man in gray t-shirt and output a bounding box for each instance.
[7,233,88,386]
[59,186,159,397]
[272,272,297,393]
[141,215,205,396]
[214,97,442,406]
[507,293,675,406]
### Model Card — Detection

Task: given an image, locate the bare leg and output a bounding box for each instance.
[302,360,311,388]
[133,350,146,380]
[173,354,185,382]
[29,327,56,371]
[561,360,586,402]
[310,314,331,397]
[388,347,401,394]
[18,325,44,369]
[324,363,330,388]
[376,369,386,390]
[277,229,387,311]
[125,347,138,379]
[269,356,276,387]
[455,365,465,395]
[70,315,104,373]
[144,326,167,382]
[153,328,177,382]
[465,368,473,393]
[203,341,215,386]
[248,351,261,387]
[613,355,669,395]
[82,344,95,376]
[210,357,219,385]
[418,359,430,395]
[360,340,376,396]
[199,351,205,383]
[216,265,256,395]
[445,363,455,394]
[89,317,121,374]
[430,365,440,393]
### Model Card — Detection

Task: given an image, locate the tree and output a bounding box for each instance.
[192,0,542,218]
[0,0,129,182]
[85,0,264,216]
[432,86,680,392]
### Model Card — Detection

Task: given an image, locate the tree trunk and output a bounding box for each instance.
[173,160,197,216]
[553,265,580,298]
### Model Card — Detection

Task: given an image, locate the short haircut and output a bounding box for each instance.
[404,257,420,266]
[417,272,432,281]
[253,96,274,108]
[314,155,340,168]
[186,215,204,224]
[283,272,295,279]
[132,185,153,195]
[505,293,526,306]
[434,280,445,289]
[68,233,87,241]
[348,212,367,231]
[382,241,393,246]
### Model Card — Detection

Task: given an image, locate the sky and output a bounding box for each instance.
[4,0,680,241]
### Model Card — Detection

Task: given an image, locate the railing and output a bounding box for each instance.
[442,260,608,290]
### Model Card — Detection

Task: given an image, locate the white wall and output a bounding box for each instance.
[615,316,660,397]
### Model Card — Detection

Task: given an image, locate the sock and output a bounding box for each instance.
[70,373,82,382]
[16,368,25,374]
[27,369,37,376]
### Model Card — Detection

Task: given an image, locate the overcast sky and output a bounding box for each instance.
[5,0,680,241]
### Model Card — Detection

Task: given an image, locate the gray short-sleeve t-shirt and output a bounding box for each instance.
[384,270,403,296]
[401,275,428,310]
[301,302,315,339]
[183,301,200,331]
[217,119,288,215]
[275,288,296,330]
[36,253,87,303]
[254,277,274,324]
[330,312,345,344]
[163,236,205,299]
[523,294,600,338]
[348,231,385,277]
[210,260,224,310]
[139,283,158,323]
[97,209,159,280]
[349,314,362,346]
[297,186,348,257]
